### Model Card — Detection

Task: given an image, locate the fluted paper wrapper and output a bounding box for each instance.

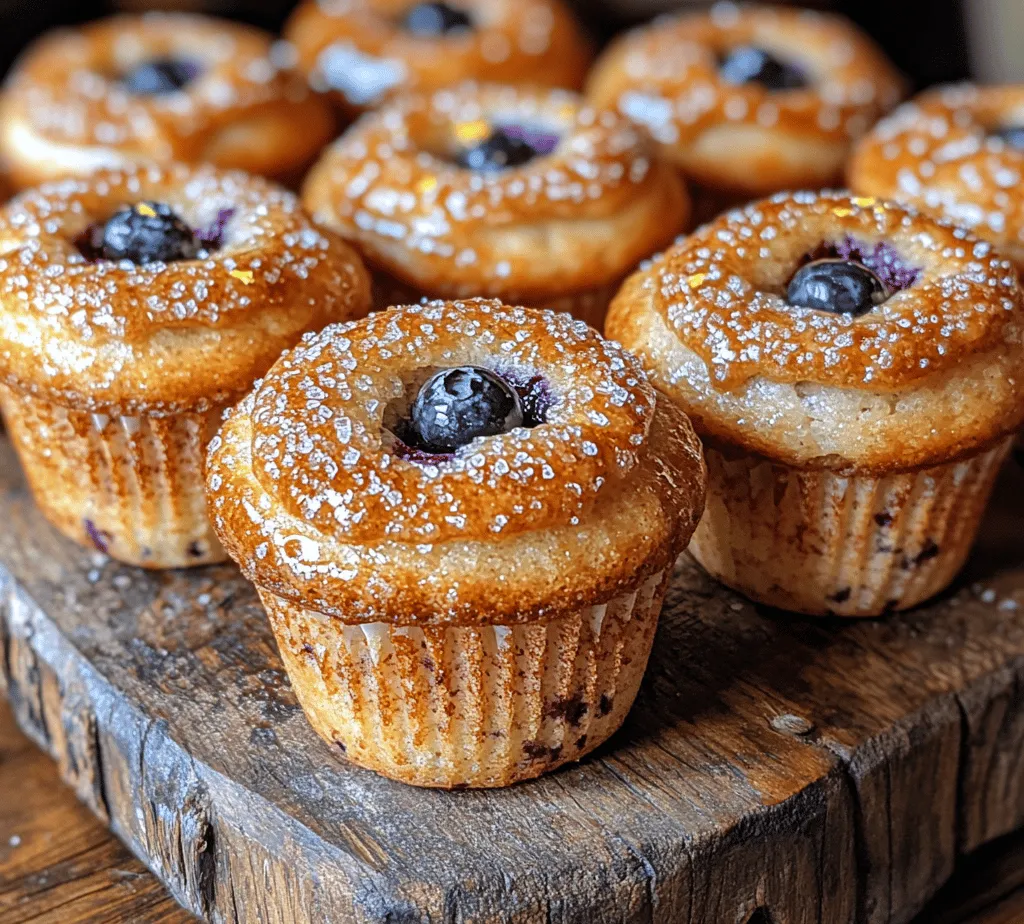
[261,570,668,788]
[690,438,1012,617]
[0,387,225,568]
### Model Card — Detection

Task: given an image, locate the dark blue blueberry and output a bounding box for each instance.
[409,366,524,454]
[787,259,888,316]
[402,2,473,36]
[101,202,200,264]
[992,125,1024,151]
[719,46,807,91]
[122,58,201,95]
[457,127,540,172]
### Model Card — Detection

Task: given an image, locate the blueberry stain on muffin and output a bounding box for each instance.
[719,46,807,91]
[122,58,202,95]
[454,120,561,172]
[96,202,201,264]
[402,1,473,36]
[829,236,920,291]
[407,366,524,455]
[787,259,887,316]
[456,127,543,172]
[195,207,237,250]
[501,371,555,428]
[991,125,1024,151]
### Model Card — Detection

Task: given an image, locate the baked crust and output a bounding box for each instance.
[207,299,707,625]
[284,0,592,115]
[0,163,372,414]
[0,13,336,188]
[586,2,904,196]
[605,191,1024,473]
[849,84,1024,269]
[302,82,689,307]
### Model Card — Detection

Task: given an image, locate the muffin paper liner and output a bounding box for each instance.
[261,569,668,788]
[689,438,1012,617]
[0,387,225,568]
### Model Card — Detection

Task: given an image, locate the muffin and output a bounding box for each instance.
[849,84,1024,271]
[586,2,904,220]
[206,298,706,787]
[0,164,370,568]
[303,82,689,329]
[0,13,336,189]
[606,191,1024,617]
[284,0,592,118]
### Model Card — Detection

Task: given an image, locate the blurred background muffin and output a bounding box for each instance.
[0,0,989,89]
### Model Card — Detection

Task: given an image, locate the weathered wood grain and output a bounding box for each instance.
[1,436,1023,924]
[0,701,195,924]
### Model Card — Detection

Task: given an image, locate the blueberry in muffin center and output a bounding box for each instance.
[122,58,202,95]
[991,125,1024,151]
[406,366,525,455]
[456,125,559,172]
[719,46,807,91]
[97,202,201,264]
[402,2,474,36]
[787,259,887,316]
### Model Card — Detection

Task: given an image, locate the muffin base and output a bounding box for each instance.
[0,387,225,569]
[690,439,1012,617]
[261,569,668,788]
[370,269,620,331]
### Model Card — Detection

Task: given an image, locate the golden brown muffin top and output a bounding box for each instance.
[606,191,1024,472]
[303,82,688,301]
[285,0,592,112]
[208,299,707,624]
[588,2,904,151]
[0,14,331,174]
[0,163,371,414]
[849,84,1024,267]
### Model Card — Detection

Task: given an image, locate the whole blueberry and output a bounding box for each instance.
[410,367,524,454]
[457,127,539,172]
[787,259,888,316]
[719,46,807,91]
[402,1,473,36]
[122,58,201,95]
[992,125,1024,151]
[101,202,201,264]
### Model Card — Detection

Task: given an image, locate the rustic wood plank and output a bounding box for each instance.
[0,701,194,923]
[913,830,1024,923]
[2,435,1024,924]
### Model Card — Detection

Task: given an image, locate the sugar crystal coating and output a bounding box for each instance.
[0,162,371,412]
[632,190,1021,391]
[588,3,904,150]
[239,299,657,544]
[849,84,1024,263]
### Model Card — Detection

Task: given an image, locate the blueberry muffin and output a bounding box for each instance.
[850,84,1024,271]
[285,0,592,118]
[606,192,1024,617]
[0,164,370,568]
[587,2,903,219]
[303,82,689,329]
[0,14,335,189]
[206,298,706,787]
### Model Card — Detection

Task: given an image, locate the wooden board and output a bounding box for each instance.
[0,701,195,924]
[2,434,1024,924]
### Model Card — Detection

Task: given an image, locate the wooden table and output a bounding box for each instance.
[4,433,1024,924]
[0,701,193,923]
[2,695,1024,924]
